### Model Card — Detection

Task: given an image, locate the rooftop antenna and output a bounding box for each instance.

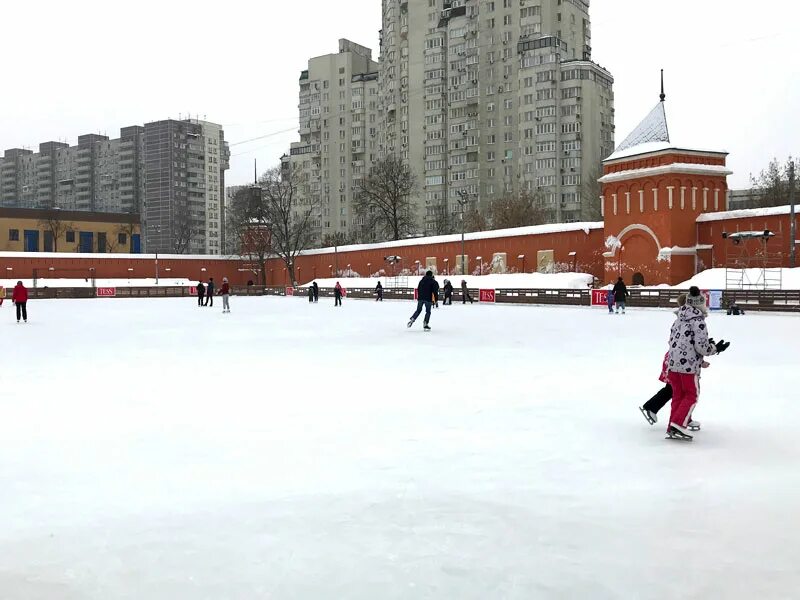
[254,159,258,184]
[660,69,666,102]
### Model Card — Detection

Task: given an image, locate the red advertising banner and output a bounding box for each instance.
[591,289,609,306]
[479,289,496,303]
[97,287,116,297]
[285,287,294,296]
[414,288,418,300]
[189,286,197,295]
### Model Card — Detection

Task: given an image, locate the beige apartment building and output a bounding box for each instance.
[379,0,614,229]
[288,39,380,243]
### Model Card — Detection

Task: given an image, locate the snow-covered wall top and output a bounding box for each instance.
[0,251,242,261]
[299,222,604,257]
[696,205,795,223]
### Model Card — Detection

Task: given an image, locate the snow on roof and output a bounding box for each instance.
[613,101,670,154]
[0,251,243,261]
[300,222,604,257]
[696,205,795,223]
[598,162,732,184]
[727,231,775,239]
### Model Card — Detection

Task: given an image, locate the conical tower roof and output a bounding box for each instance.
[614,101,670,154]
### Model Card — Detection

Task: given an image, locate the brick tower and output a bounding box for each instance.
[599,82,732,286]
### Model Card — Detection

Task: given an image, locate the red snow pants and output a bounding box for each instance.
[667,371,699,430]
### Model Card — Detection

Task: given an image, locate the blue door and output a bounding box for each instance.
[79,232,94,253]
[24,230,39,252]
[132,234,141,254]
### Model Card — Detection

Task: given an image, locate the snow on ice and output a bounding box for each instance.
[1,296,799,599]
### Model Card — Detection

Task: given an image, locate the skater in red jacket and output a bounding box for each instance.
[12,281,28,323]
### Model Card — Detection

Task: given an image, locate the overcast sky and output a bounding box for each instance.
[2,0,798,189]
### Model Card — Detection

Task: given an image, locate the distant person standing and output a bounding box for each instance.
[443,280,454,305]
[312,281,319,303]
[375,281,383,302]
[612,277,629,314]
[407,271,439,331]
[12,280,28,323]
[205,278,215,307]
[220,277,231,313]
[460,280,474,304]
[196,281,205,307]
[606,283,615,314]
[308,285,314,303]
[334,281,343,307]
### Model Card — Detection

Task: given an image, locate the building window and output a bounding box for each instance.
[118,233,128,245]
[66,230,75,243]
[8,229,19,241]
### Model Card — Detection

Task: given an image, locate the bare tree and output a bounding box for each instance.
[260,167,317,285]
[227,185,272,285]
[171,204,193,254]
[488,190,546,230]
[750,157,795,208]
[355,155,417,241]
[38,212,73,252]
[580,166,604,221]
[463,207,488,233]
[431,200,455,236]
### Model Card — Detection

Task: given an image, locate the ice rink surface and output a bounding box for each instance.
[1,296,798,599]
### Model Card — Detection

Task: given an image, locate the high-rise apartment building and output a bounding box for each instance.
[0,119,229,254]
[288,39,380,242]
[142,119,228,254]
[379,0,614,229]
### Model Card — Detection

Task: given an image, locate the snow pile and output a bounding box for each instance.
[300,272,595,290]
[676,268,800,290]
[0,278,195,289]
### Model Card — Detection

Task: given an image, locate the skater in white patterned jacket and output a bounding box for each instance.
[665,287,730,440]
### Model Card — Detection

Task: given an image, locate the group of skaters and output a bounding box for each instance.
[406,273,475,330]
[195,277,232,313]
[639,286,731,441]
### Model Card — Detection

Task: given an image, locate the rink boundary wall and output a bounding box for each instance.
[21,285,798,312]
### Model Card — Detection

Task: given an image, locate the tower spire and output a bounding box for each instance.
[660,69,666,103]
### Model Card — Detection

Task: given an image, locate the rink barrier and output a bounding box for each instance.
[293,286,800,312]
[21,285,800,312]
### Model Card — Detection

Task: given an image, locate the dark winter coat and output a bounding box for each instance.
[443,282,453,296]
[206,281,215,296]
[417,274,440,303]
[220,282,230,295]
[667,305,717,375]
[12,284,28,303]
[612,280,628,302]
[197,283,205,296]
[334,283,343,298]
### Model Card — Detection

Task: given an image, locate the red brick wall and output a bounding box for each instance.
[697,213,799,269]
[264,227,607,286]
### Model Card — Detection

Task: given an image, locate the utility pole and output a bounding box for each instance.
[456,189,469,276]
[790,159,796,268]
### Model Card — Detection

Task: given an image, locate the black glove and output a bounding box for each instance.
[715,339,730,353]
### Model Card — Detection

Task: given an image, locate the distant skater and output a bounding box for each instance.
[196,281,205,307]
[220,277,231,313]
[312,281,319,303]
[461,280,474,304]
[205,278,215,307]
[443,280,453,305]
[375,281,383,302]
[334,281,343,307]
[606,283,615,314]
[407,271,439,331]
[612,277,628,314]
[308,285,314,303]
[12,280,28,323]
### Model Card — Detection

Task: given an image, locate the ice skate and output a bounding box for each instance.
[666,424,693,441]
[423,324,431,331]
[639,406,657,425]
[688,420,701,432]
[407,319,414,328]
